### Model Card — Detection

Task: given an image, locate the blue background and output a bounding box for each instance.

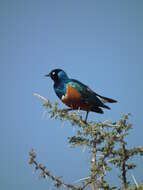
[0,0,143,189]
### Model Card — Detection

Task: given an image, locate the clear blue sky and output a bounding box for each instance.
[0,0,143,189]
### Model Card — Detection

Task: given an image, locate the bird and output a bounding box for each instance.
[45,69,117,122]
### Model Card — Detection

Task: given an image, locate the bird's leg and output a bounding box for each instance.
[84,111,89,123]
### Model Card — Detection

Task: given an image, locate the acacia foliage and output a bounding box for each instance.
[29,94,143,189]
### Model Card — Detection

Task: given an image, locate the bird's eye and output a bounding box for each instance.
[52,72,55,75]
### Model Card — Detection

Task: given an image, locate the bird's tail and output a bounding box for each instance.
[95,94,117,110]
[101,96,117,103]
[97,94,117,104]
[91,107,104,114]
[102,104,111,110]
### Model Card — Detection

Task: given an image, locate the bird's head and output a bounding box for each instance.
[45,69,68,82]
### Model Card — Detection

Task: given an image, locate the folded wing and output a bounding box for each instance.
[68,79,117,110]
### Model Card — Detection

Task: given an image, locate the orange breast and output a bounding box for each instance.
[62,85,91,111]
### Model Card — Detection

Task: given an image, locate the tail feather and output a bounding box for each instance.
[91,107,104,114]
[102,104,111,110]
[102,96,117,103]
[97,94,117,103]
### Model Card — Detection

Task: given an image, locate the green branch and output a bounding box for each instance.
[29,93,143,189]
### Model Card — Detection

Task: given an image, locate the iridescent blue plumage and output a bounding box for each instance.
[46,69,117,121]
[52,70,69,99]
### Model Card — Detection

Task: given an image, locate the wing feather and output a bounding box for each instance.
[69,79,105,108]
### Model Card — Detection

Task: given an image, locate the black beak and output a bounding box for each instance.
[45,73,50,77]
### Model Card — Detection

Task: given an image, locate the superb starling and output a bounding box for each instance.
[46,69,117,122]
